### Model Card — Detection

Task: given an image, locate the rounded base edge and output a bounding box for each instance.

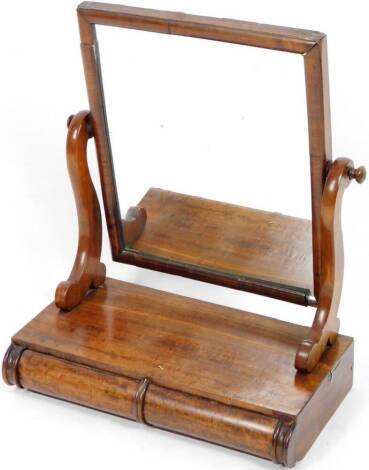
[2,343,26,387]
[272,417,297,467]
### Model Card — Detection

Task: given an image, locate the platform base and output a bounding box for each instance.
[3,278,353,466]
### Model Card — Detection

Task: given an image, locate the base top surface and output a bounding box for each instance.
[13,278,352,417]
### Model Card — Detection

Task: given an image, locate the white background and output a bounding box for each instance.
[1,1,368,469]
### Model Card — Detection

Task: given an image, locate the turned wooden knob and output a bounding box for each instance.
[67,114,75,128]
[348,165,366,184]
[67,113,93,138]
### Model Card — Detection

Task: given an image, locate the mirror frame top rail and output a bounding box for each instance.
[78,1,324,53]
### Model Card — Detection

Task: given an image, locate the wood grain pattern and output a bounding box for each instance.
[4,278,353,466]
[123,188,313,304]
[15,349,278,462]
[55,111,106,311]
[14,278,351,417]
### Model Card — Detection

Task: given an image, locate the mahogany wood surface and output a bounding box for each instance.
[13,349,279,462]
[125,188,313,303]
[4,278,353,466]
[13,278,351,417]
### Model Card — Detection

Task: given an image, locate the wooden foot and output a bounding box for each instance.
[55,111,106,311]
[295,158,364,372]
[122,206,147,247]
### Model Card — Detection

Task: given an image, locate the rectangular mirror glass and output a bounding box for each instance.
[78,5,329,306]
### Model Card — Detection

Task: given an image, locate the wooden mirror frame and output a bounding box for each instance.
[77,2,331,306]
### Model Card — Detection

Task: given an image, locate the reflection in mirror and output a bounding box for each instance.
[97,25,313,303]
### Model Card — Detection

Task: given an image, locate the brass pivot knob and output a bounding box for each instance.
[348,165,366,184]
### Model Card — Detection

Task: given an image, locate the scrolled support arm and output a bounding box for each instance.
[295,157,365,372]
[55,111,106,311]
